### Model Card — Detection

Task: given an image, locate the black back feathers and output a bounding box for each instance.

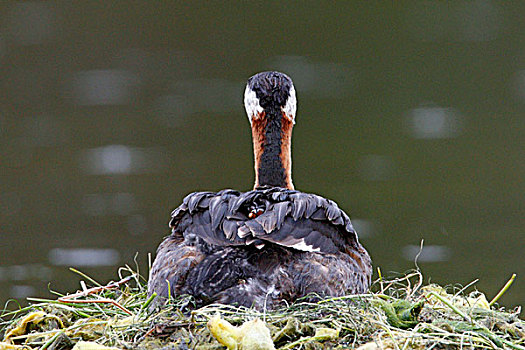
[169,187,359,254]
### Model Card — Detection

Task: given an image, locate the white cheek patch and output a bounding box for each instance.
[244,85,264,125]
[281,85,297,124]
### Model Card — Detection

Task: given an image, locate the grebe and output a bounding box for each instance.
[148,71,372,309]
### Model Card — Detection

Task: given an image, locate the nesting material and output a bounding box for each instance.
[0,268,522,349]
[208,314,275,350]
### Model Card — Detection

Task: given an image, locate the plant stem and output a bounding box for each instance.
[489,273,516,307]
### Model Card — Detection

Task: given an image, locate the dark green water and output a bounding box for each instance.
[0,2,523,308]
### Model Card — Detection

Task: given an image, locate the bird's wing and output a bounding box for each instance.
[169,187,359,254]
[147,235,205,298]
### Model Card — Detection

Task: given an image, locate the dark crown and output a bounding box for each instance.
[247,71,293,109]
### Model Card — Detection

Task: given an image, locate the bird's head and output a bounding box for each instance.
[244,71,297,126]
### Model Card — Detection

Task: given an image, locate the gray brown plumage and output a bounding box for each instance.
[147,71,372,309]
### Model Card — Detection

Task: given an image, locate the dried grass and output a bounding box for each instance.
[1,266,523,350]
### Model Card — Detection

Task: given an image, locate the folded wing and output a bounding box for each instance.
[169,187,360,254]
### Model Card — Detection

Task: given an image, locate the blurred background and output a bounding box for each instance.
[0,2,523,309]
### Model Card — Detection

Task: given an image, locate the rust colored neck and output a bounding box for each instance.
[251,110,294,190]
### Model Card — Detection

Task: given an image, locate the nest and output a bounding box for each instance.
[1,266,523,350]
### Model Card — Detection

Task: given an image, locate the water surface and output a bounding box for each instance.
[0,2,523,308]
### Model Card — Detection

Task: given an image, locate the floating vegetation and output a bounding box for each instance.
[0,266,523,349]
